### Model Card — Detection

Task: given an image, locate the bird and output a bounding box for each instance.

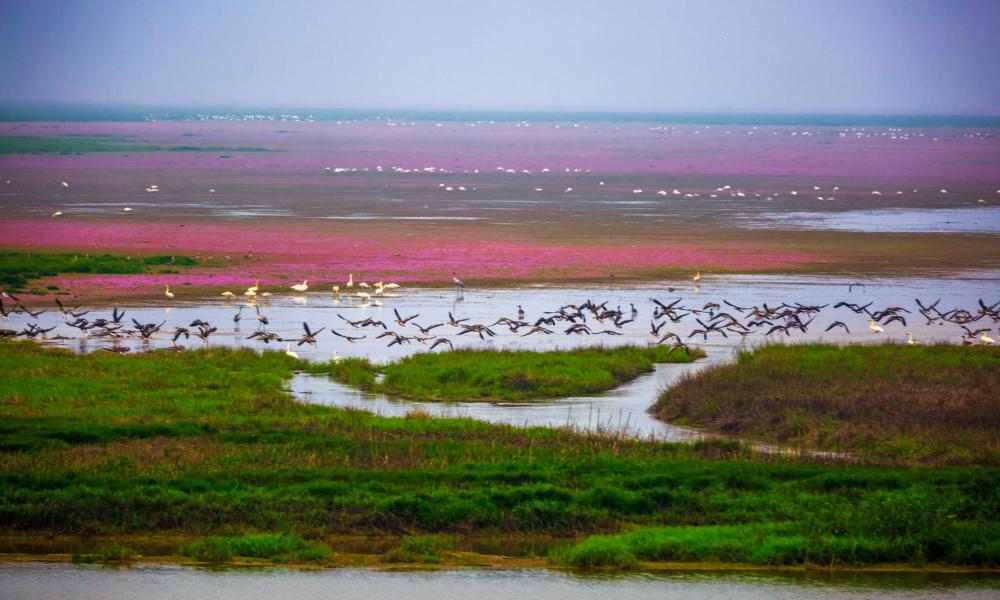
[824,321,850,334]
[122,207,132,212]
[394,308,418,326]
[61,181,69,188]
[981,331,996,346]
[452,271,465,290]
[346,273,354,289]
[332,285,340,296]
[331,330,366,343]
[221,291,236,299]
[51,211,63,218]
[869,318,884,334]
[164,285,174,299]
[905,332,919,345]
[291,280,309,293]
[693,271,702,284]
[429,338,453,351]
[285,343,299,358]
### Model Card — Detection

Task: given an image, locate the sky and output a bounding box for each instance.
[1,0,999,114]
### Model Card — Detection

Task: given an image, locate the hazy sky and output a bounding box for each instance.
[2,0,999,113]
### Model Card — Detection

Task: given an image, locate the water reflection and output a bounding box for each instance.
[2,563,998,600]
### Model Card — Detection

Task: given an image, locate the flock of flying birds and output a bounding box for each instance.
[2,270,998,362]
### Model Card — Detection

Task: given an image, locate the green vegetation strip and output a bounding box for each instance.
[0,341,997,568]
[654,343,1000,466]
[309,345,704,402]
[0,252,197,293]
[0,135,270,154]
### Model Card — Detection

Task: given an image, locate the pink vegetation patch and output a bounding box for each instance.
[2,219,823,295]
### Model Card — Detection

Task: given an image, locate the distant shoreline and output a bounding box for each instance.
[1,104,999,127]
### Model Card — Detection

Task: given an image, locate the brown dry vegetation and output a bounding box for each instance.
[654,343,1000,466]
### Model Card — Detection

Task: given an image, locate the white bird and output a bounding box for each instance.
[122,207,133,212]
[869,319,884,334]
[164,285,175,299]
[564,187,573,193]
[285,343,299,358]
[247,280,260,293]
[51,211,63,218]
[906,332,919,345]
[332,285,340,295]
[358,282,370,289]
[355,291,371,300]
[384,282,400,290]
[61,181,69,188]
[291,280,309,293]
[221,291,236,299]
[346,273,354,289]
[693,271,702,284]
[981,331,996,346]
[452,271,465,289]
[331,350,343,363]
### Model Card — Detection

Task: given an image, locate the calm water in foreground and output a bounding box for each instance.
[3,563,999,600]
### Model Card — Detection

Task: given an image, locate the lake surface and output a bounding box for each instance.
[3,563,999,600]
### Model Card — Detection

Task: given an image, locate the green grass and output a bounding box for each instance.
[0,341,998,568]
[0,252,197,292]
[382,535,455,563]
[182,533,330,564]
[0,135,270,154]
[309,345,705,402]
[554,517,1000,569]
[654,343,1000,466]
[71,542,137,564]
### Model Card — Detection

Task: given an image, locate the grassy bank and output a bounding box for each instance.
[309,345,704,402]
[0,252,197,293]
[0,341,997,569]
[654,343,1000,466]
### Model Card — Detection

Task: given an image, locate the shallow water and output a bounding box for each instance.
[2,563,999,600]
[289,361,710,440]
[750,206,1000,233]
[7,272,998,437]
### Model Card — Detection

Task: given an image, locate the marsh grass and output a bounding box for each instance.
[554,514,1000,569]
[310,345,705,402]
[71,542,137,564]
[382,535,456,563]
[181,534,329,563]
[0,341,997,567]
[0,252,197,292]
[654,343,1000,465]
